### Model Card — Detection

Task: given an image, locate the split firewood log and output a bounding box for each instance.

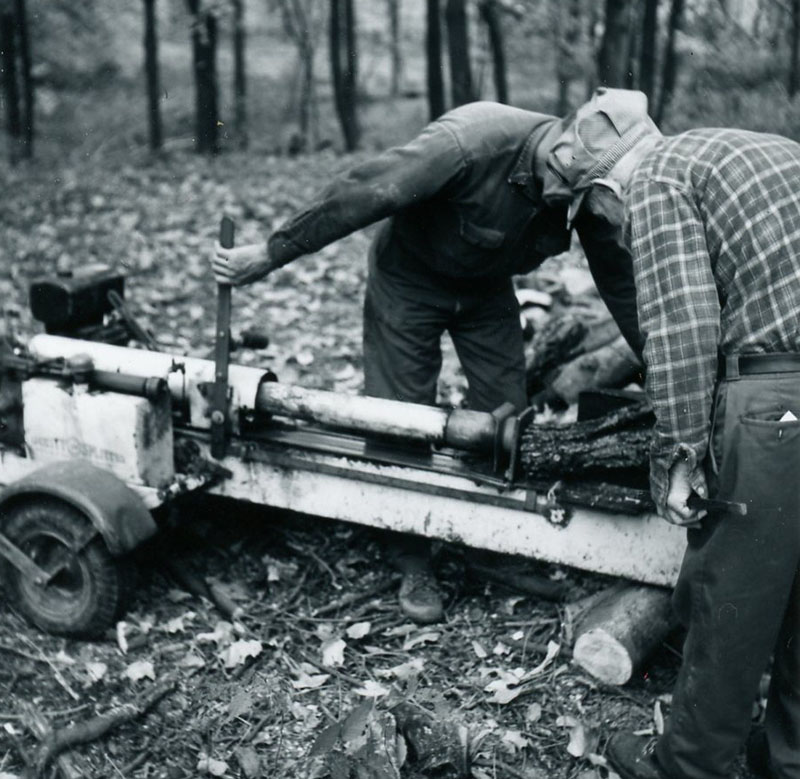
[570,584,675,685]
[519,401,653,479]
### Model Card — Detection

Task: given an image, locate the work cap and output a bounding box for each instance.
[543,87,659,224]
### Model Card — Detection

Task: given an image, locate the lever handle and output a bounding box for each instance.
[220,216,235,250]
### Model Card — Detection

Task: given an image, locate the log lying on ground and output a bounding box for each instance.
[520,401,653,479]
[571,584,675,685]
[548,335,642,406]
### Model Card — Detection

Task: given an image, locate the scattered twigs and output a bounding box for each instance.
[313,576,398,617]
[27,674,178,777]
[17,636,80,702]
[286,541,342,590]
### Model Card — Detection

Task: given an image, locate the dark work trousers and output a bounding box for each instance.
[657,367,800,779]
[362,235,527,413]
[363,228,527,569]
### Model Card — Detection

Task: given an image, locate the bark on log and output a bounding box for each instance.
[520,401,653,479]
[548,335,642,406]
[572,584,674,685]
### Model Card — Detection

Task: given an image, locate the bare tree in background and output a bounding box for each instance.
[478,0,508,104]
[445,0,474,107]
[142,0,162,152]
[186,0,220,154]
[330,0,359,150]
[13,0,31,157]
[655,0,684,125]
[0,0,22,162]
[0,0,32,161]
[387,0,402,96]
[232,0,247,148]
[426,0,446,119]
[275,0,324,153]
[639,0,659,103]
[552,0,582,115]
[789,0,800,97]
[597,0,632,87]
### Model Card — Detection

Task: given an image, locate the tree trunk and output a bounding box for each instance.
[13,0,31,158]
[186,0,219,154]
[572,584,674,685]
[232,0,247,148]
[0,6,22,163]
[387,0,402,97]
[330,0,360,151]
[625,0,641,88]
[553,0,582,116]
[445,0,474,107]
[655,0,684,126]
[142,0,162,152]
[639,0,658,103]
[597,0,632,87]
[478,0,508,104]
[789,0,800,97]
[426,0,446,119]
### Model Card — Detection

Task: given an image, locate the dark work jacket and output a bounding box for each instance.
[269,102,642,355]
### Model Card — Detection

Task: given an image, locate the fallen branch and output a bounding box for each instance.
[160,555,242,621]
[20,706,82,779]
[466,561,566,602]
[30,674,177,776]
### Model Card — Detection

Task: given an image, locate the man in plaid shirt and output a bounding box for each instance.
[546,88,799,779]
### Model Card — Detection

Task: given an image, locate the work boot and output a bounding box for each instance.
[607,733,670,779]
[398,569,443,624]
[745,728,772,778]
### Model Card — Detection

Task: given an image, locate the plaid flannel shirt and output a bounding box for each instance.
[624,129,800,507]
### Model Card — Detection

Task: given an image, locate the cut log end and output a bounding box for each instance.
[573,628,634,685]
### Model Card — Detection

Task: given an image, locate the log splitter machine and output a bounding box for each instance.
[0,220,689,637]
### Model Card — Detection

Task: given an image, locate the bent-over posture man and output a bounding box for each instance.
[545,87,799,779]
[213,101,638,625]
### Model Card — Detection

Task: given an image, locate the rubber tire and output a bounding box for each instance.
[1,498,131,637]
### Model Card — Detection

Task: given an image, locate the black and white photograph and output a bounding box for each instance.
[0,1,797,777]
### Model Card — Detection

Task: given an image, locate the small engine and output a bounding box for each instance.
[28,265,130,344]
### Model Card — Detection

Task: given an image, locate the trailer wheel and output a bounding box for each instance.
[1,499,133,637]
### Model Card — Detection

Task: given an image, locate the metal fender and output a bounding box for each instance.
[0,460,157,555]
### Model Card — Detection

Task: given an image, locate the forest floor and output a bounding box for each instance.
[0,149,761,779]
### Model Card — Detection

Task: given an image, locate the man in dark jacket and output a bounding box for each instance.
[213,101,639,624]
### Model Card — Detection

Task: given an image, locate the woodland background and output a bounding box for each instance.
[0,1,792,778]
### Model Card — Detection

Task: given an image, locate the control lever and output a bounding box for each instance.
[211,217,234,459]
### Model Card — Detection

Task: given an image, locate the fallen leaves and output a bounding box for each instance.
[123,660,156,683]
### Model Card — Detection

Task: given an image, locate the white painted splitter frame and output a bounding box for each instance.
[204,441,686,587]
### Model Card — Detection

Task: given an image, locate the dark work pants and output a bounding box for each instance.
[363,231,527,569]
[657,370,800,779]
[362,236,527,413]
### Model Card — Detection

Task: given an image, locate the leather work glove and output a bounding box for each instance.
[212,242,273,286]
[661,458,708,529]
